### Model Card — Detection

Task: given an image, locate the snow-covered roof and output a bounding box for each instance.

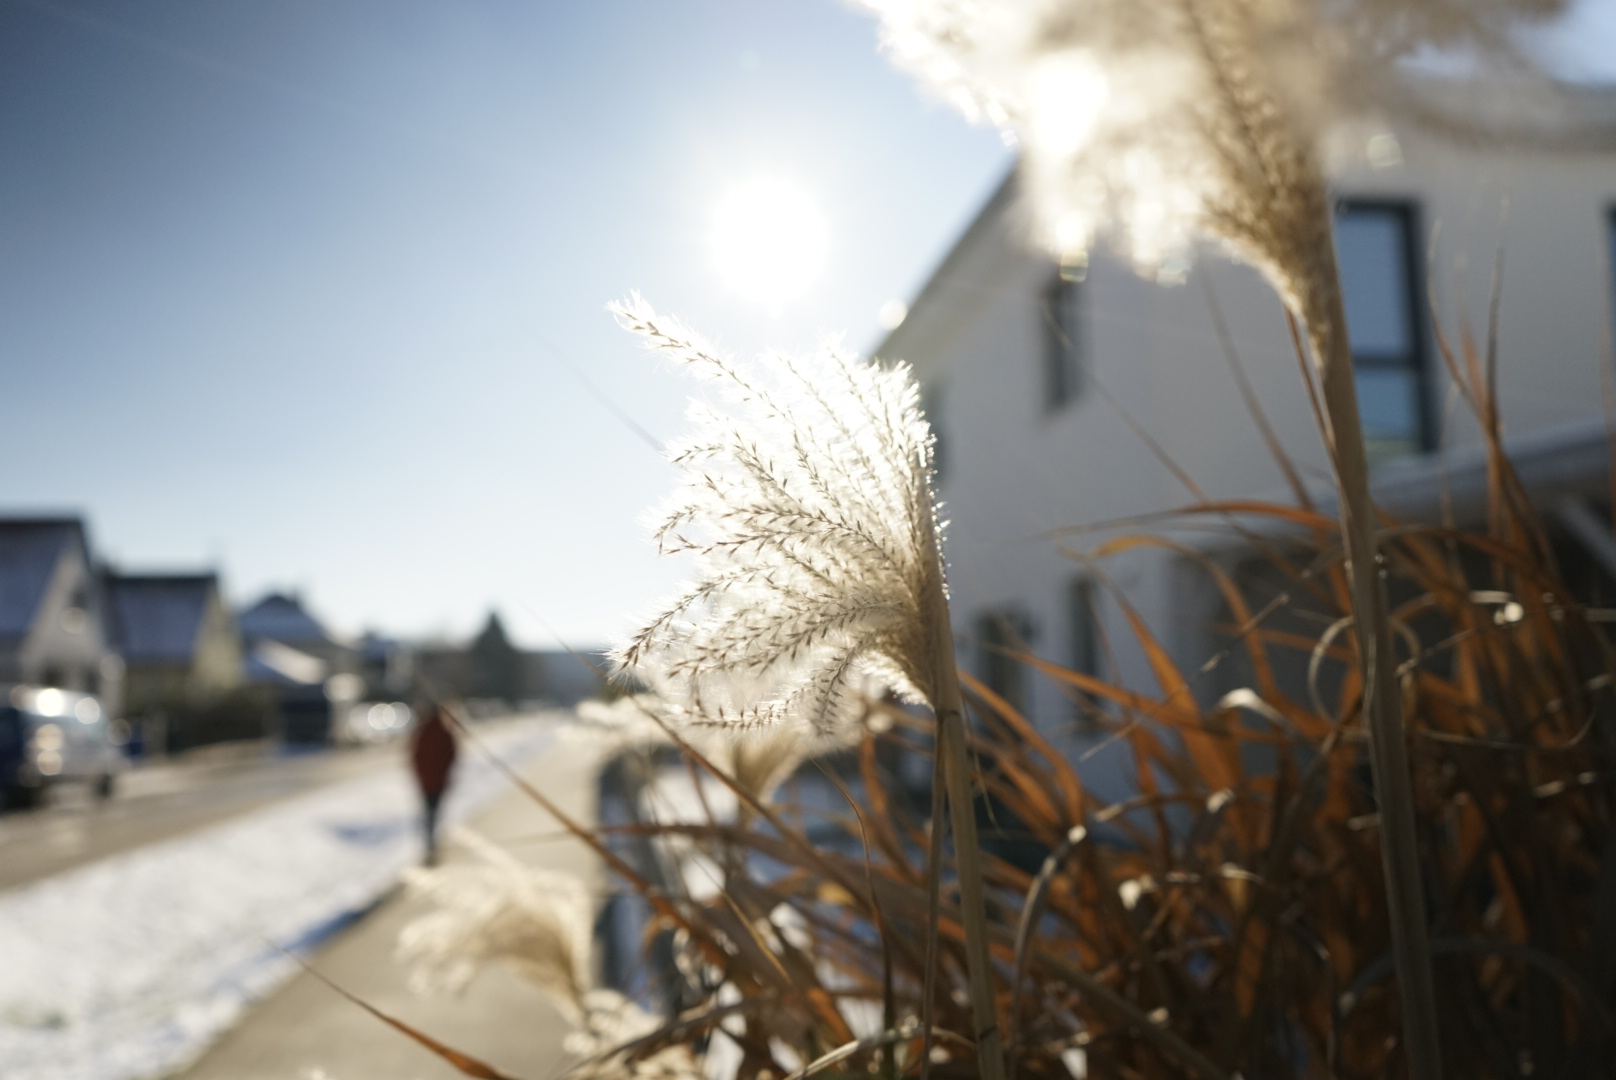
[871,165,1018,367]
[103,574,217,664]
[237,592,330,646]
[246,640,326,685]
[0,518,87,641]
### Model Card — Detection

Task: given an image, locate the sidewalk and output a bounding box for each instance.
[179,724,606,1080]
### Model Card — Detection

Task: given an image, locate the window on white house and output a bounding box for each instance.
[1041,269,1084,411]
[1608,207,1616,335]
[1334,201,1430,456]
[977,608,1034,718]
[1068,577,1102,732]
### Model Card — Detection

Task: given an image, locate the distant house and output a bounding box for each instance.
[412,644,471,703]
[414,612,524,708]
[238,591,354,680]
[0,518,120,712]
[413,610,608,709]
[238,592,355,743]
[357,632,414,701]
[102,573,244,724]
[469,613,525,705]
[527,649,610,707]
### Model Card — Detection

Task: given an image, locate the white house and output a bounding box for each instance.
[0,517,123,714]
[877,85,1616,756]
[102,572,244,720]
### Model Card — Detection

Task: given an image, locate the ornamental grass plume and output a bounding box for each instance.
[609,294,1008,1080]
[397,828,593,1008]
[857,6,1572,1077]
[607,293,943,733]
[397,829,699,1079]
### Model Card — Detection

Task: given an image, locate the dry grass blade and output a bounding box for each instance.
[1007,823,1088,1080]
[276,944,528,1080]
[1029,952,1233,1080]
[778,1019,927,1080]
[578,999,754,1071]
[1339,937,1613,1030]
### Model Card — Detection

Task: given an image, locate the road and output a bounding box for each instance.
[0,737,428,893]
[0,715,562,1080]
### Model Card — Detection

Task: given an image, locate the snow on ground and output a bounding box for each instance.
[0,717,556,1080]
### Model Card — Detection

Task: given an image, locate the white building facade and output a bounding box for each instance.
[878,95,1616,764]
[0,519,123,716]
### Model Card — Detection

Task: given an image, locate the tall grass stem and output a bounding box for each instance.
[928,591,1007,1080]
[1306,266,1443,1080]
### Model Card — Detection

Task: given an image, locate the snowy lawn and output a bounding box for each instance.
[0,718,555,1080]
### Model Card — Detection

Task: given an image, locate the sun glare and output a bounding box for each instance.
[711,178,828,312]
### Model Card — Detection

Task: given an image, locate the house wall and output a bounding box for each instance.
[119,589,242,720]
[881,116,1616,751]
[121,663,194,718]
[17,547,119,710]
[190,589,244,693]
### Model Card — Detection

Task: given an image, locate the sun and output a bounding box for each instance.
[711,178,828,312]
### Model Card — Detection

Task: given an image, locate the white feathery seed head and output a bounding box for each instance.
[398,829,704,1079]
[396,829,594,1016]
[578,693,861,803]
[609,294,949,736]
[708,722,837,804]
[860,0,1565,312]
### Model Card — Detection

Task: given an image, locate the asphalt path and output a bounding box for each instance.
[0,734,458,894]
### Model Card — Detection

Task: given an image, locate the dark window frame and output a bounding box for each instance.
[1333,197,1435,454]
[976,607,1035,718]
[1067,576,1103,733]
[1607,205,1616,338]
[1040,269,1085,413]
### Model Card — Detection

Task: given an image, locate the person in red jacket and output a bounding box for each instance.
[409,703,458,865]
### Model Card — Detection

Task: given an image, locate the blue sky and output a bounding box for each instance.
[0,0,1010,648]
[3,1,1611,651]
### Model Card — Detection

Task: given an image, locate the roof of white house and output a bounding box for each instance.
[0,518,88,641]
[873,166,1018,365]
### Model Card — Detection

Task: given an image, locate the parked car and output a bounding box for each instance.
[0,687,125,809]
